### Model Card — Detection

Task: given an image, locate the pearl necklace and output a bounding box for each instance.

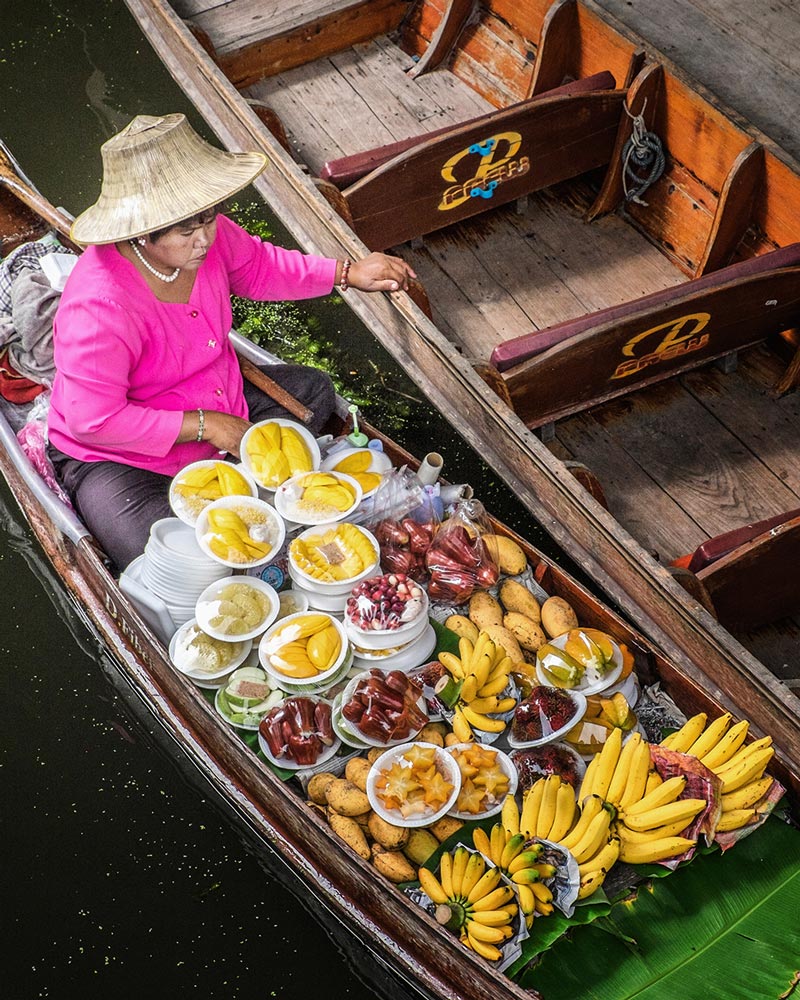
[129,239,181,283]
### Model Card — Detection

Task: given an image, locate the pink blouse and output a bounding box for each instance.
[48,215,337,475]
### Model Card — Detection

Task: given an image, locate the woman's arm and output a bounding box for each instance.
[176,408,251,458]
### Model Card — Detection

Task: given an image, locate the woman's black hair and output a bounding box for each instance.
[148,203,224,243]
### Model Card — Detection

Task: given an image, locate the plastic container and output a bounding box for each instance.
[275,589,310,620]
[320,446,392,499]
[286,579,349,614]
[366,742,461,828]
[195,575,280,642]
[287,521,380,595]
[240,417,321,491]
[274,471,362,526]
[536,634,624,696]
[257,697,341,770]
[337,670,429,747]
[168,618,251,688]
[505,689,587,749]
[343,591,430,651]
[195,495,285,570]
[445,743,518,820]
[258,611,352,695]
[169,460,259,526]
[351,622,437,672]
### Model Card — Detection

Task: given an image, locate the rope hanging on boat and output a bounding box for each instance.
[621,99,665,206]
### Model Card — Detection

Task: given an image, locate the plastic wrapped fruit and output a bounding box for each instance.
[341,669,428,744]
[259,696,334,765]
[510,743,584,792]
[510,685,582,743]
[346,572,425,631]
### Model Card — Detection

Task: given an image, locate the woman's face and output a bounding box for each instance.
[144,212,218,272]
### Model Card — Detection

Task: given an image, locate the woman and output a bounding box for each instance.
[47,113,415,573]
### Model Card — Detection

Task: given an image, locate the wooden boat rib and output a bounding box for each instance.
[2,138,798,997]
[123,0,800,775]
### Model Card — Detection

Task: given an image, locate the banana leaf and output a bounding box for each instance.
[520,817,800,999]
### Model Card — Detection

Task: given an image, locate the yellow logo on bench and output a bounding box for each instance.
[439,131,530,211]
[612,312,711,379]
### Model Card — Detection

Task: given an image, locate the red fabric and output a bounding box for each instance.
[0,349,44,403]
[320,72,617,189]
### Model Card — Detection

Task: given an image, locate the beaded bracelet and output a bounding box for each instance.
[340,258,351,291]
[196,408,205,442]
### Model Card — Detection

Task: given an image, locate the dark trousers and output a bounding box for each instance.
[50,364,335,574]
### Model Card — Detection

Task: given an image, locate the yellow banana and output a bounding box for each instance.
[452,705,473,744]
[520,778,546,838]
[472,827,492,858]
[535,775,561,839]
[490,824,507,866]
[467,866,502,904]
[500,834,527,870]
[579,749,603,799]
[462,705,506,733]
[686,713,732,759]
[466,921,508,944]
[621,797,706,833]
[559,794,605,850]
[715,808,757,833]
[464,932,502,962]
[720,776,772,812]
[623,775,687,817]
[516,882,535,916]
[618,836,696,865]
[438,651,465,679]
[507,850,544,876]
[468,633,492,671]
[592,726,624,801]
[477,672,510,698]
[471,908,514,927]
[501,795,520,838]
[418,867,448,904]
[511,868,540,885]
[644,770,663,797]
[717,747,774,793]
[547,783,577,843]
[460,675,478,704]
[660,712,707,753]
[713,736,773,775]
[577,869,607,899]
[471,651,494,691]
[616,815,698,843]
[700,719,750,770]
[460,852,487,899]
[458,636,474,667]
[440,850,454,898]
[605,732,642,807]
[570,809,612,864]
[470,884,515,912]
[578,836,620,876]
[450,847,469,898]
[618,736,653,809]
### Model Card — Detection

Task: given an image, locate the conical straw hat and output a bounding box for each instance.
[70,114,267,245]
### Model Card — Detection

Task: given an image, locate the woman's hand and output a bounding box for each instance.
[344,253,417,293]
[178,409,251,457]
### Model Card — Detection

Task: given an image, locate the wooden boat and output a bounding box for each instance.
[122,0,800,784]
[1,135,798,998]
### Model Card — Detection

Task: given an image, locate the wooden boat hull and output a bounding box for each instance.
[122,0,800,780]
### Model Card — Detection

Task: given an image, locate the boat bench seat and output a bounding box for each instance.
[319,72,616,189]
[491,242,800,372]
[672,506,800,574]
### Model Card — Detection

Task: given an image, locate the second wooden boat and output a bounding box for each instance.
[122,0,800,773]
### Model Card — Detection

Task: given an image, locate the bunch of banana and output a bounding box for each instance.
[331,450,383,493]
[245,421,313,488]
[614,775,704,863]
[297,472,357,513]
[515,774,577,843]
[172,462,251,502]
[418,847,518,962]
[205,507,273,563]
[660,712,775,833]
[438,632,515,742]
[290,523,378,582]
[554,794,616,891]
[265,613,342,678]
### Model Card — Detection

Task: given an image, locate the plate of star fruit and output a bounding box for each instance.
[446,743,517,819]
[366,742,461,827]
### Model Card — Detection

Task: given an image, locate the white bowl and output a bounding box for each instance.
[330,691,373,749]
[286,577,350,613]
[507,742,587,795]
[320,446,392,499]
[147,517,215,562]
[366,742,461,828]
[445,743,518,820]
[168,618,251,685]
[535,633,624,696]
[274,472,362,526]
[195,575,280,642]
[337,670,429,747]
[505,688,587,749]
[351,622,437,672]
[275,589,310,620]
[195,495,285,569]
[214,666,285,730]
[169,460,259,526]
[240,417,321,491]
[343,592,430,651]
[258,611,351,694]
[288,522,380,594]
[257,697,340,769]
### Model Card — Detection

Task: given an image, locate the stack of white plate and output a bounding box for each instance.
[139,517,229,626]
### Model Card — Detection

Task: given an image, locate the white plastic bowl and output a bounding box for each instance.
[168,618,251,686]
[257,697,340,770]
[147,517,215,563]
[274,471,362,526]
[287,521,380,595]
[286,578,350,614]
[275,589,310,620]
[195,495,285,569]
[320,446,392,499]
[535,633,624,696]
[351,622,437,672]
[195,575,280,642]
[343,587,430,651]
[240,417,321,491]
[337,670,429,747]
[258,611,351,694]
[505,689,587,749]
[366,742,461,828]
[445,743,518,820]
[169,459,259,526]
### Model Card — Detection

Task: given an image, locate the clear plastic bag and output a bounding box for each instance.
[424,499,499,604]
[367,467,440,581]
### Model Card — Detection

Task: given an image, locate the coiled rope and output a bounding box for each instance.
[621,99,665,206]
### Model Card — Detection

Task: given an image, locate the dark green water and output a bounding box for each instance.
[0,3,557,998]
